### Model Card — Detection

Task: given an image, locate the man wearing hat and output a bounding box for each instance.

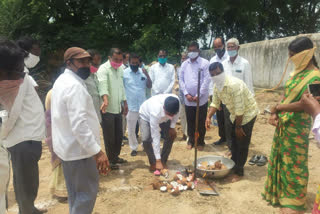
[139,94,180,171]
[51,47,109,214]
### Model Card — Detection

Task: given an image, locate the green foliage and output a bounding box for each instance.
[0,0,320,65]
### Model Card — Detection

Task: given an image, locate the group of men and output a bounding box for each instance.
[0,36,260,214]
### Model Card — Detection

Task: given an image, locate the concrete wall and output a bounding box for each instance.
[201,33,320,89]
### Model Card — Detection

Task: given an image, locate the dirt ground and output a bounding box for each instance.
[6,91,320,214]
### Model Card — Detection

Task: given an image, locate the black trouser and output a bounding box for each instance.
[231,117,256,176]
[216,103,226,142]
[8,141,42,214]
[224,105,233,149]
[185,102,208,146]
[101,112,123,163]
[135,122,139,137]
[140,120,173,165]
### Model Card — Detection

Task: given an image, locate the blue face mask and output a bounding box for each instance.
[227,50,238,57]
[158,57,167,65]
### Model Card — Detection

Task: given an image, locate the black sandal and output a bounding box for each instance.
[256,155,268,166]
[248,155,260,165]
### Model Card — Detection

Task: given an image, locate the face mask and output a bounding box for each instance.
[24,53,40,68]
[110,61,122,69]
[76,67,91,80]
[211,72,226,91]
[130,64,139,72]
[227,50,238,58]
[215,48,225,59]
[158,57,167,65]
[188,52,199,59]
[289,47,315,76]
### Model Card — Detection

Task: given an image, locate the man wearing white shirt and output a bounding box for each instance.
[51,47,109,214]
[220,38,254,152]
[222,38,254,94]
[149,50,175,96]
[139,94,180,171]
[17,37,41,88]
[209,37,229,147]
[0,39,45,214]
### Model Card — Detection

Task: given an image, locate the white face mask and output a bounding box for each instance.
[24,53,40,68]
[188,52,199,59]
[211,72,226,91]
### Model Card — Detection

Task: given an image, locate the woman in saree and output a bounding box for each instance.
[45,89,68,200]
[262,36,320,214]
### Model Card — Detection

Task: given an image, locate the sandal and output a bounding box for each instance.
[256,155,268,166]
[248,155,260,165]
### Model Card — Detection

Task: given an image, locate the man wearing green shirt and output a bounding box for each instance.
[97,48,128,169]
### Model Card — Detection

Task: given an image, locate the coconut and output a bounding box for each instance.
[187,182,195,190]
[160,186,167,192]
[171,187,180,196]
[181,177,187,185]
[170,181,178,188]
[178,184,185,191]
[173,174,179,181]
[152,181,161,190]
[167,184,173,192]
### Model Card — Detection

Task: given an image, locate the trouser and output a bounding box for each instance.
[231,117,256,176]
[101,112,123,163]
[223,105,233,149]
[140,120,173,165]
[180,104,188,136]
[0,146,9,214]
[8,141,42,214]
[62,157,99,214]
[122,114,127,136]
[126,111,139,151]
[135,122,139,137]
[216,104,226,142]
[185,102,208,146]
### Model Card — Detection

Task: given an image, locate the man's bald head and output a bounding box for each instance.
[213,37,225,49]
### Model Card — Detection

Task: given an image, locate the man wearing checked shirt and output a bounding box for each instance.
[206,62,259,182]
[123,53,152,156]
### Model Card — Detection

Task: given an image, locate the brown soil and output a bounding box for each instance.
[6,91,320,214]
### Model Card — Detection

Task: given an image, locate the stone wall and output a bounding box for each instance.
[201,33,320,89]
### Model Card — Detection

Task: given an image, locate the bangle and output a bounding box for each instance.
[236,125,242,129]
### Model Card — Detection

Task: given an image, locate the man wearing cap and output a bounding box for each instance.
[97,48,128,170]
[51,47,109,214]
[139,94,180,171]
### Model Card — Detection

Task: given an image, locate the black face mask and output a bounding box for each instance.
[215,48,225,59]
[76,67,90,80]
[130,64,139,72]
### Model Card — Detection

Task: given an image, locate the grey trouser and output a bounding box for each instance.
[62,157,99,214]
[140,119,173,165]
[7,141,42,214]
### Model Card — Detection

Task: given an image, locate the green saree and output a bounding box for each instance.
[262,69,320,211]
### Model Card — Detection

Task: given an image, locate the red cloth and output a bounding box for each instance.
[0,79,23,111]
